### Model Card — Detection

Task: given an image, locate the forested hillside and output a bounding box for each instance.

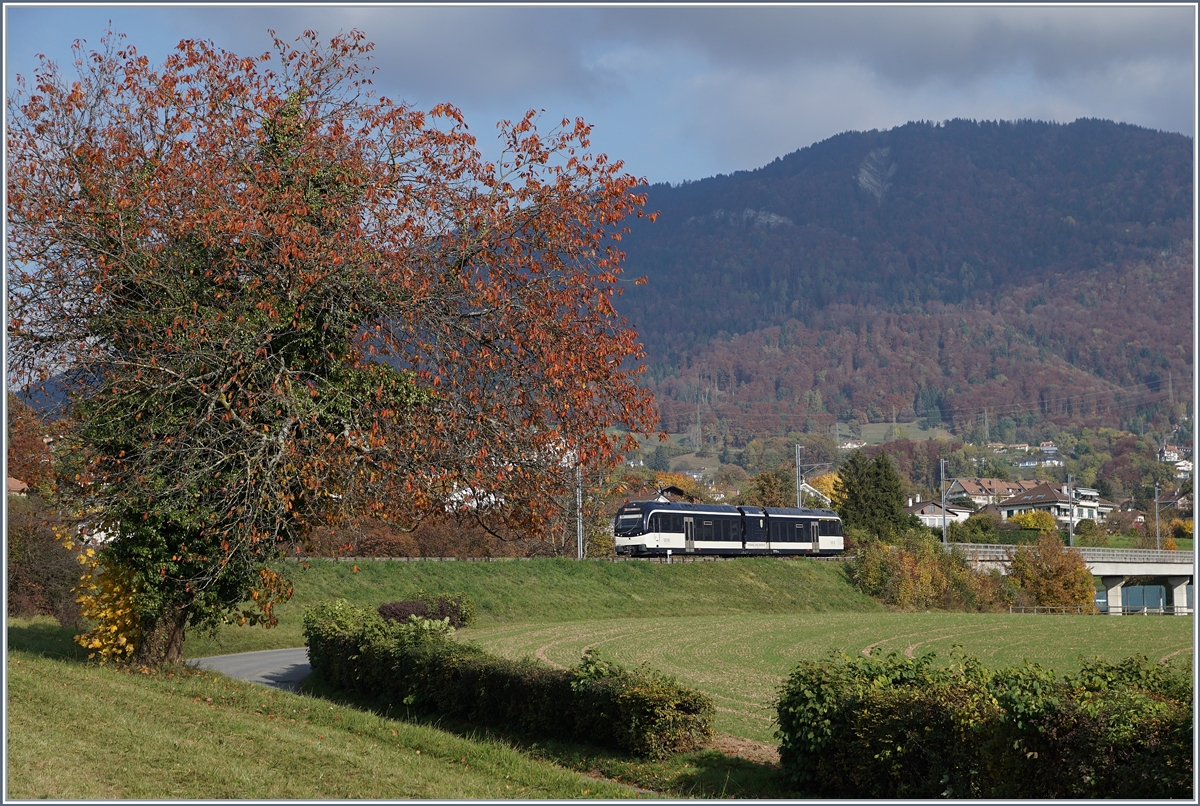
[618,119,1192,444]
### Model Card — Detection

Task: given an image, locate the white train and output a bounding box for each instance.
[612,501,845,557]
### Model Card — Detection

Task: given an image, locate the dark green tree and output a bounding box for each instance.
[835,451,915,539]
[648,445,672,472]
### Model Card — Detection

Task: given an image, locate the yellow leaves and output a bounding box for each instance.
[69,544,142,664]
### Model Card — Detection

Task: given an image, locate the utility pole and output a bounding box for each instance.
[1067,474,1074,547]
[796,444,803,508]
[940,458,947,544]
[1154,482,1161,551]
[576,463,584,560]
[984,409,989,444]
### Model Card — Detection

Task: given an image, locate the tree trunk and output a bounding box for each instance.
[133,603,189,666]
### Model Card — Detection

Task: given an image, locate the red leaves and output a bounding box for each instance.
[9,26,658,558]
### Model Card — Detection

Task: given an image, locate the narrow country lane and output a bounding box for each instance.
[189,647,311,691]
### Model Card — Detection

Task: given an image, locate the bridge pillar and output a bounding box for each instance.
[1167,576,1192,614]
[1101,576,1125,615]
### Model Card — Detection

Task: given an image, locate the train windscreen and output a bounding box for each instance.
[614,512,644,536]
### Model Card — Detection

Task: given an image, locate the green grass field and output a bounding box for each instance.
[9,555,1194,797]
[460,611,1194,743]
[6,618,638,800]
[183,557,880,658]
[858,421,956,444]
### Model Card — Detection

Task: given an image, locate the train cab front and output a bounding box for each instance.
[613,504,648,556]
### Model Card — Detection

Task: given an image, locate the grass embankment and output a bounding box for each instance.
[6,618,637,800]
[466,611,1195,743]
[185,557,879,657]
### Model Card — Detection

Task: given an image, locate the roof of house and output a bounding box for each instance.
[998,482,1069,507]
[951,477,1040,498]
[7,477,29,494]
[998,483,1114,510]
[904,500,972,516]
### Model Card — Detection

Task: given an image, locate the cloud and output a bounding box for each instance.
[5,5,1192,184]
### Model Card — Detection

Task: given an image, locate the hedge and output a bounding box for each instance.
[304,600,713,759]
[776,649,1192,799]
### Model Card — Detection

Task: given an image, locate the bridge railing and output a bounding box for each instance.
[1010,605,1193,616]
[948,543,1194,565]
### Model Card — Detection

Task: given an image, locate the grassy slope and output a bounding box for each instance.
[465,611,1195,743]
[6,619,635,800]
[184,557,880,658]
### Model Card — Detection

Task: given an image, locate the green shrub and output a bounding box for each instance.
[304,600,713,759]
[776,649,1192,799]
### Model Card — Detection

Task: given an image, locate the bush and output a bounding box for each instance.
[776,650,1192,799]
[1007,533,1094,607]
[848,529,1006,611]
[6,495,83,627]
[305,601,713,758]
[378,591,475,628]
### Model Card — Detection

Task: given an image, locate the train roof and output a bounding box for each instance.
[763,506,840,517]
[619,501,838,517]
[623,501,741,514]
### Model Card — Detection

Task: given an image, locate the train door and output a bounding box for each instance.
[810,522,820,553]
[684,517,695,552]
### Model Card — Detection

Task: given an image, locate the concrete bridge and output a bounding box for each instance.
[949,543,1195,615]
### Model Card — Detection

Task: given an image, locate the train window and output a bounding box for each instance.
[819,519,843,536]
[670,514,683,533]
[649,514,660,532]
[702,520,713,540]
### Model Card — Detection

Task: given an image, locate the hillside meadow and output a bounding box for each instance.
[462,611,1194,743]
[6,619,637,800]
[183,556,881,658]
[9,556,1193,797]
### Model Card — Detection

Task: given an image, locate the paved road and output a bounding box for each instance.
[189,647,311,692]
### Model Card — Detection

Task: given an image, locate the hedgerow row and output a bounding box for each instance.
[304,599,714,759]
[776,648,1192,798]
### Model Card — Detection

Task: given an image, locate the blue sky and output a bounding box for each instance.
[4,4,1196,185]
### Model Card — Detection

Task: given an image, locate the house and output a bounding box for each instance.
[1173,460,1191,480]
[997,483,1114,525]
[1039,441,1058,455]
[1159,445,1181,463]
[1015,458,1039,470]
[986,443,1008,453]
[1008,443,1030,453]
[946,477,1040,508]
[1157,489,1192,513]
[904,496,972,528]
[1041,457,1064,468]
[838,439,867,451]
[798,481,832,507]
[7,477,29,496]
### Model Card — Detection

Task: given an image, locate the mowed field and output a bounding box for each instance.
[461,612,1195,743]
[178,556,1196,746]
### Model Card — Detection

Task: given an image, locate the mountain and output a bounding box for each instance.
[617,119,1193,445]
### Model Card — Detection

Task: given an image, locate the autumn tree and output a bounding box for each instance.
[1007,533,1095,608]
[7,30,657,664]
[742,469,796,508]
[6,393,55,495]
[1007,510,1059,535]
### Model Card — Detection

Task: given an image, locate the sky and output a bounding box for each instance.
[3,3,1196,185]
